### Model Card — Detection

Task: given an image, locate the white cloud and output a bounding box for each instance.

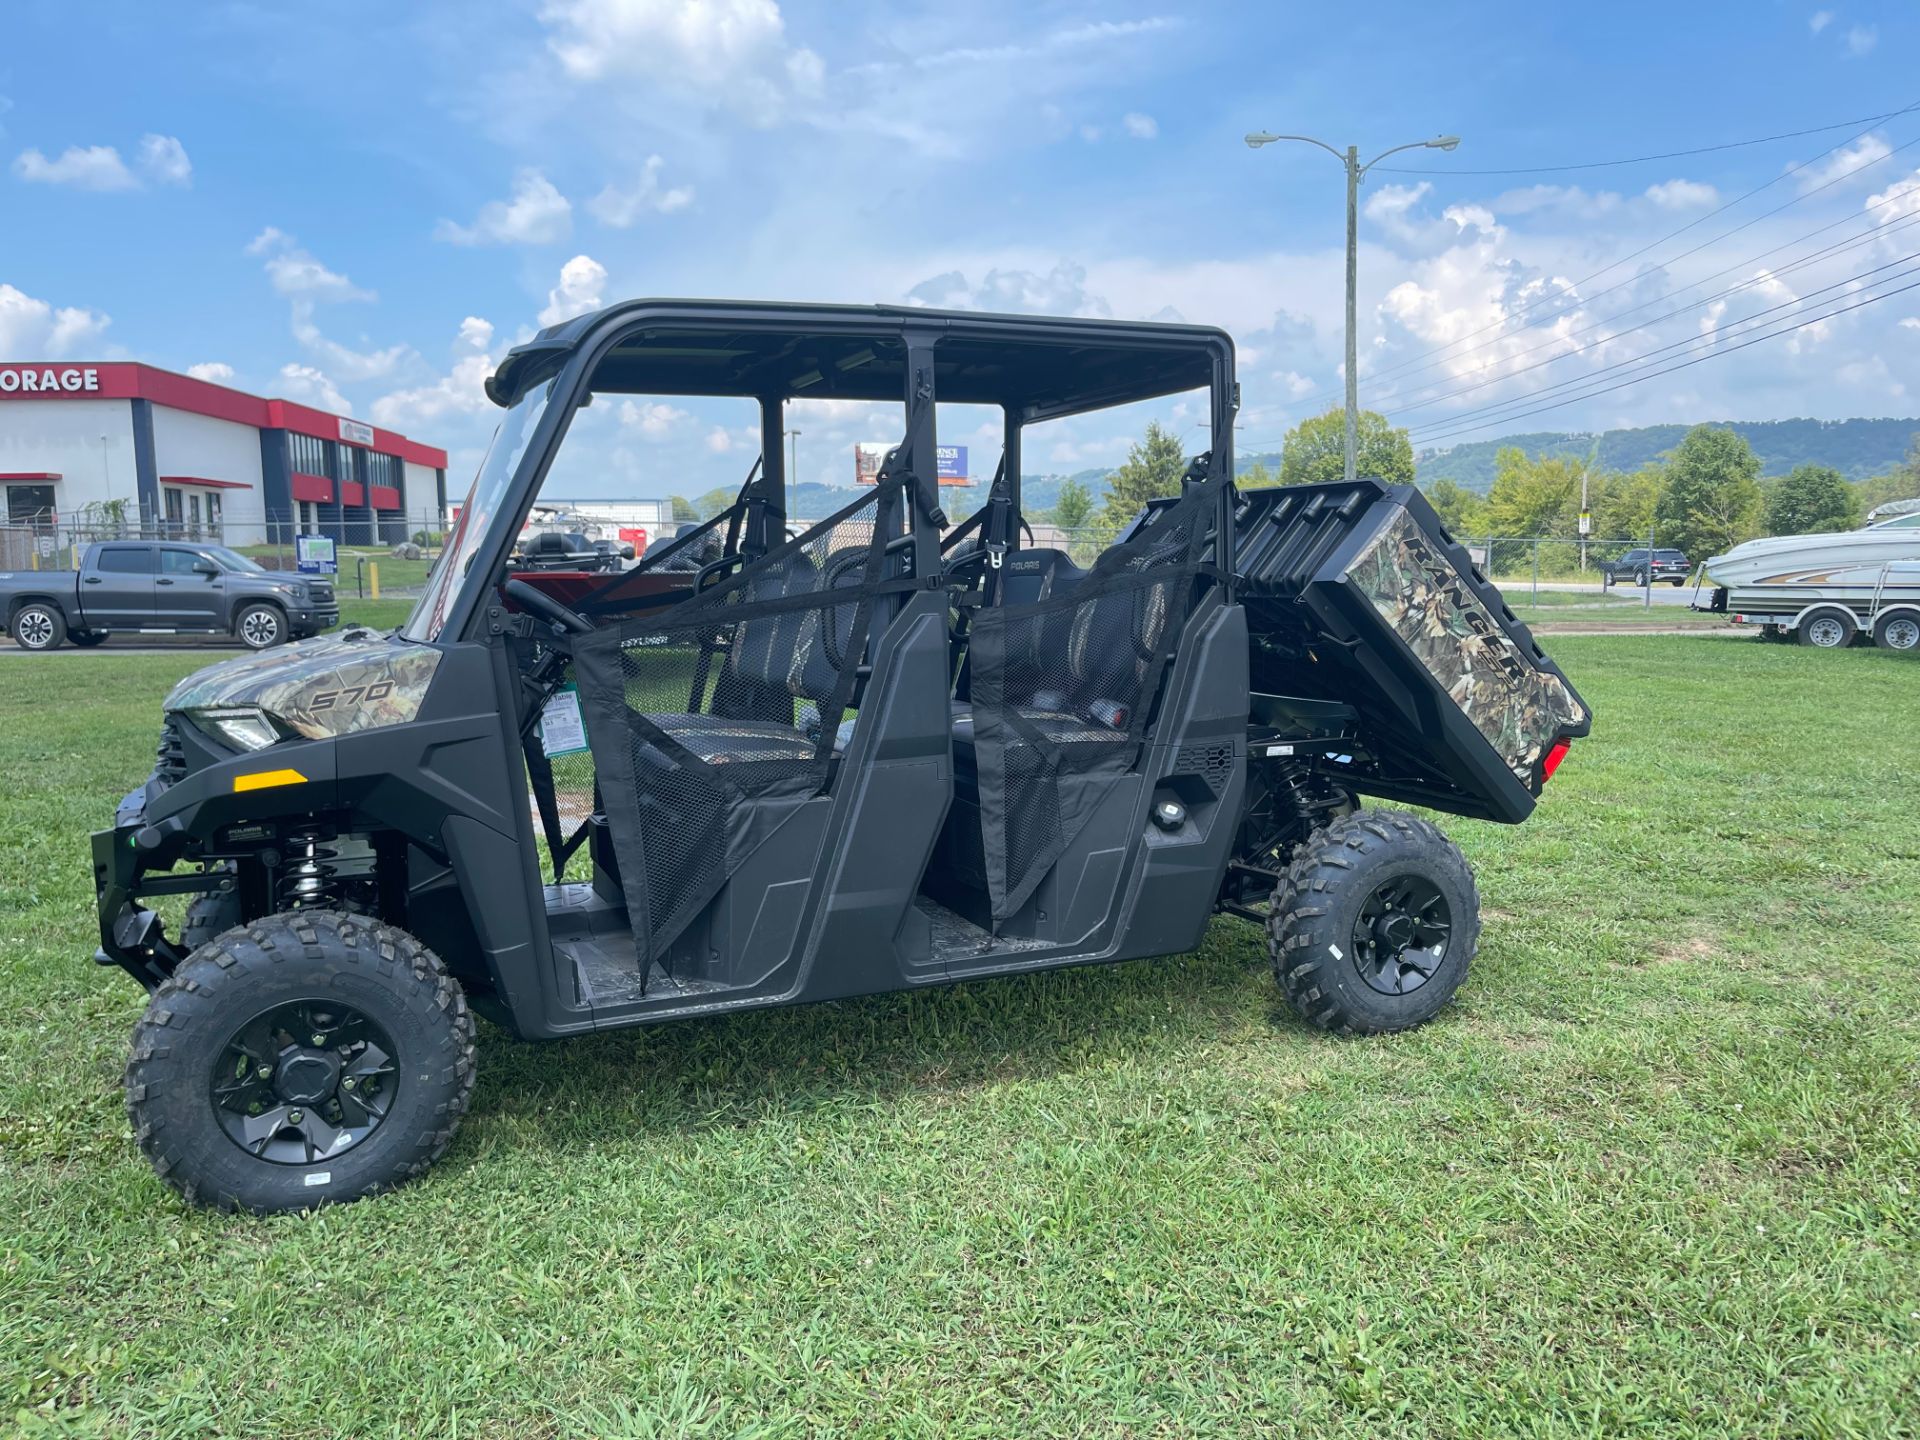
[436,169,572,246]
[620,399,689,437]
[186,362,235,383]
[276,363,352,414]
[538,0,824,125]
[1809,9,1833,32]
[1644,178,1718,210]
[290,300,413,382]
[247,228,374,302]
[1079,124,1103,143]
[138,134,191,186]
[588,155,694,227]
[1122,112,1157,140]
[1845,23,1877,55]
[1865,168,1920,222]
[1901,316,1920,331]
[538,254,608,326]
[370,319,499,431]
[1490,184,1622,220]
[0,281,110,356]
[13,144,137,191]
[1795,134,1891,192]
[904,260,1112,318]
[704,425,736,453]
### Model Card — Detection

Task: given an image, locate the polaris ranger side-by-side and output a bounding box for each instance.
[94,302,1590,1213]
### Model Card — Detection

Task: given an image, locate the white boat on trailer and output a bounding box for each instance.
[1695,508,1920,651]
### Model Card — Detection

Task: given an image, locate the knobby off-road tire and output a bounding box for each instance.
[126,910,476,1214]
[1268,810,1481,1034]
[180,891,243,952]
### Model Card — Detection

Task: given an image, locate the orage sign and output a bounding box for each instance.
[0,365,102,395]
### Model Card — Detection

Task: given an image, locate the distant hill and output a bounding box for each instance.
[1417,418,1919,494]
[784,419,1917,521]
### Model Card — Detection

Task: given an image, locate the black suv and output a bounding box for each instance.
[1601,547,1690,587]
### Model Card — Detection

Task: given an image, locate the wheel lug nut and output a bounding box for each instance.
[257,1065,272,1080]
[288,1110,303,1123]
[341,1077,355,1091]
[312,1035,326,1047]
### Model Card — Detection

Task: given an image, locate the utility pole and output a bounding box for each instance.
[1247,130,1461,484]
[783,428,801,488]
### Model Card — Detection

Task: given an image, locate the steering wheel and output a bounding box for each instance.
[503,578,595,635]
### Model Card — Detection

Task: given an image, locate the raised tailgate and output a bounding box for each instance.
[1226,479,1591,823]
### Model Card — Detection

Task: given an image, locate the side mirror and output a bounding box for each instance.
[193,558,220,577]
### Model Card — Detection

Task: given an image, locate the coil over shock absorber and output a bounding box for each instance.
[278,823,341,909]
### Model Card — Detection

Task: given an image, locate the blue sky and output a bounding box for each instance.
[4,0,1919,497]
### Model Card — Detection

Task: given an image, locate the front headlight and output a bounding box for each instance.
[185,705,286,753]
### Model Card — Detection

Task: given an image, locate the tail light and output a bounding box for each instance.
[1541,738,1571,783]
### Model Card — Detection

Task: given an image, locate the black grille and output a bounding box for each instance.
[1174,742,1235,795]
[154,717,187,789]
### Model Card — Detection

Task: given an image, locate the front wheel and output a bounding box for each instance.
[10,602,66,651]
[1797,609,1856,649]
[1268,811,1481,1034]
[125,911,476,1213]
[234,603,286,650]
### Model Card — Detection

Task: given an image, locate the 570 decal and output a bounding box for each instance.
[309,681,395,712]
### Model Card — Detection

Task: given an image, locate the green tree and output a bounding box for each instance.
[1765,464,1859,535]
[1278,408,1414,487]
[669,494,699,522]
[1653,425,1765,558]
[1484,448,1582,537]
[1052,475,1093,529]
[1237,458,1281,490]
[1854,470,1917,517]
[689,487,736,519]
[1100,420,1187,531]
[1421,477,1487,537]
[1590,465,1664,541]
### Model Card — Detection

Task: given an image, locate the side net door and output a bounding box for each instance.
[569,478,907,965]
[964,473,1224,923]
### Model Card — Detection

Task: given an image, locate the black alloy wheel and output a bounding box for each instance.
[210,999,399,1165]
[1350,874,1453,996]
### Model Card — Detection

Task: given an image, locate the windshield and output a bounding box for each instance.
[206,546,265,573]
[402,386,552,642]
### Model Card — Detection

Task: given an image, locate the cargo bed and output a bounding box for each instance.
[1140,478,1591,823]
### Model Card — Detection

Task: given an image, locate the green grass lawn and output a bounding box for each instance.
[1509,603,1728,631]
[2,637,1916,1437]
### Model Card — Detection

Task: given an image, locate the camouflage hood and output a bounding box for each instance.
[164,628,441,740]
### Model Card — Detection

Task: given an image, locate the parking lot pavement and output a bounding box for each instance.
[1500,580,1703,608]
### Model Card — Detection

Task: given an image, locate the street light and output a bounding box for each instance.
[1245,130,1460,483]
[782,427,802,485]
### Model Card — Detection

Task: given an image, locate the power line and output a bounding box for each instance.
[1370,103,1920,176]
[1405,249,1920,438]
[1375,187,1920,420]
[1272,101,1920,416]
[1408,275,1920,446]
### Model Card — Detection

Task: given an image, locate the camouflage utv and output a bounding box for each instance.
[91,301,1590,1214]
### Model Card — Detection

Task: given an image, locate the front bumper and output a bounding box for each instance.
[289,603,340,633]
[92,784,231,990]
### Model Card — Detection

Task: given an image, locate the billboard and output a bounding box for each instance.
[854,442,971,486]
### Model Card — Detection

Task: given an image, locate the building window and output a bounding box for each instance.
[290,432,329,475]
[366,451,399,489]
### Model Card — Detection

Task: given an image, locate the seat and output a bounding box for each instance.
[637,545,869,767]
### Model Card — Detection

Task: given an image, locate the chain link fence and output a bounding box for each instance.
[0,509,451,598]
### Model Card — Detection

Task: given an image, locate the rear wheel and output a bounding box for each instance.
[1633,569,1649,588]
[1797,609,1856,649]
[125,911,475,1213]
[1268,810,1480,1034]
[1873,611,1920,652]
[10,602,65,651]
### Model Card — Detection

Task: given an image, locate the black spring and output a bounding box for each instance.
[279,824,340,909]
